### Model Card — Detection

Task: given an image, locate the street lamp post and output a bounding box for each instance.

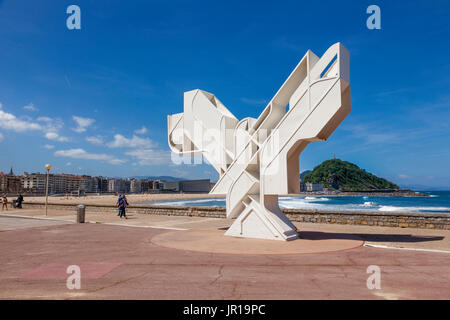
[44,164,51,216]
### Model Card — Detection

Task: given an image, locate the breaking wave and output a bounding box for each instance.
[378,205,450,212]
[145,192,450,213]
[302,197,330,201]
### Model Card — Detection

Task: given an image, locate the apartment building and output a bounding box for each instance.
[108,179,128,193]
[179,179,211,193]
[22,173,48,193]
[0,171,22,193]
[21,172,102,194]
[305,182,323,192]
[130,179,142,193]
[158,179,211,193]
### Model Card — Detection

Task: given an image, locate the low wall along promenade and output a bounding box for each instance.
[23,202,450,230]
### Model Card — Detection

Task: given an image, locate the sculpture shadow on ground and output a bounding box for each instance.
[299,231,444,243]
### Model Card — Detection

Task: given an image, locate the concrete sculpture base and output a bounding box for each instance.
[224,195,299,241]
[151,229,364,255]
[168,43,351,241]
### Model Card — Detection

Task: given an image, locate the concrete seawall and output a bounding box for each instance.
[22,202,450,230]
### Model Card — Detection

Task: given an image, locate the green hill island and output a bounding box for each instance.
[302,159,407,193]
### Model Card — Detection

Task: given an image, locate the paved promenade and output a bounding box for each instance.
[0,208,449,299]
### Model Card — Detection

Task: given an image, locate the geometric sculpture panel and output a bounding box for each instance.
[168,42,351,241]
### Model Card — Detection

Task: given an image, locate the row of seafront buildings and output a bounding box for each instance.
[0,168,211,195]
[108,179,211,194]
[1,167,321,195]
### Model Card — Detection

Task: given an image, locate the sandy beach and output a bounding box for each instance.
[23,193,222,206]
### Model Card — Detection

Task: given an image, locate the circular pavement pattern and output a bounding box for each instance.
[151,228,364,255]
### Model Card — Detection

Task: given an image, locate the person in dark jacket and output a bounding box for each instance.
[116,193,129,219]
[14,194,23,209]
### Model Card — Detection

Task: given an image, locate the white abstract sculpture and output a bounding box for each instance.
[168,43,351,241]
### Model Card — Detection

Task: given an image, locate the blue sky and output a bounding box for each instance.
[0,0,449,188]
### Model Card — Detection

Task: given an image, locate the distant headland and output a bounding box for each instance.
[301,159,428,197]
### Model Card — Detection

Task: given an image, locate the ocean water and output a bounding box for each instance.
[141,191,450,213]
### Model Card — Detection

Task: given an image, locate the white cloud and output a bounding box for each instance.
[398,174,410,179]
[43,144,55,149]
[86,135,104,145]
[54,148,126,165]
[107,134,156,149]
[45,132,69,142]
[35,117,68,142]
[37,116,64,133]
[66,162,71,166]
[366,133,398,144]
[134,126,148,135]
[125,149,171,165]
[37,116,52,122]
[72,116,95,133]
[0,107,43,132]
[23,103,38,111]
[0,105,69,143]
[0,132,3,143]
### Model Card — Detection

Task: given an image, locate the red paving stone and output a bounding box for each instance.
[18,262,122,280]
[0,221,449,299]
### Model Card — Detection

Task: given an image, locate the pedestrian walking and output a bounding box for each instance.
[116,194,123,217]
[13,194,23,209]
[116,193,129,219]
[2,194,8,211]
